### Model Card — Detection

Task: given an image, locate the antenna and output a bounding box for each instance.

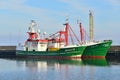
[31,20,36,26]
[43,32,46,39]
[28,20,36,32]
[77,19,79,24]
[65,15,69,23]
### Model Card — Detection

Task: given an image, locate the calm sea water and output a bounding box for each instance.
[0,58,120,80]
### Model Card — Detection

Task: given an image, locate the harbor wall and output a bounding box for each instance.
[0,46,16,58]
[106,46,120,58]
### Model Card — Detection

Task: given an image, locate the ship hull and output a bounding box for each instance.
[82,40,112,58]
[16,46,86,59]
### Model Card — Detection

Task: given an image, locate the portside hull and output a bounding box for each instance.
[82,40,112,58]
[16,46,86,59]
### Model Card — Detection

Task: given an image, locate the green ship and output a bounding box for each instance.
[16,20,86,59]
[79,11,112,58]
[82,40,112,58]
[17,46,85,59]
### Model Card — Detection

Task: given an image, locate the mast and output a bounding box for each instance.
[63,21,69,46]
[80,23,84,43]
[28,20,37,40]
[89,11,94,42]
[59,18,69,46]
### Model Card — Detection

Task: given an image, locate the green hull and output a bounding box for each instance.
[16,46,86,59]
[82,40,112,58]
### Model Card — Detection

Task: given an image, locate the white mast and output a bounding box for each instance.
[37,29,41,39]
[28,20,36,33]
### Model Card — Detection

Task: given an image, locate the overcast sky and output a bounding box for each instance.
[0,0,120,45]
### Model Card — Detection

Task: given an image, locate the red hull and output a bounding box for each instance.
[82,56,105,59]
[17,55,81,60]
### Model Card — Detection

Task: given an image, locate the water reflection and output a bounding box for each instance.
[106,57,120,65]
[16,58,109,71]
[1,58,120,80]
[16,59,82,71]
[82,58,109,66]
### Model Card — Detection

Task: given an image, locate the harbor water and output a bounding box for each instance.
[0,58,120,80]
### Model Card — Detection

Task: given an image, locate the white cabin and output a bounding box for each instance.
[24,40,48,51]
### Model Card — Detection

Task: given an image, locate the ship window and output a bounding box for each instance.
[39,42,47,44]
[26,47,28,51]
